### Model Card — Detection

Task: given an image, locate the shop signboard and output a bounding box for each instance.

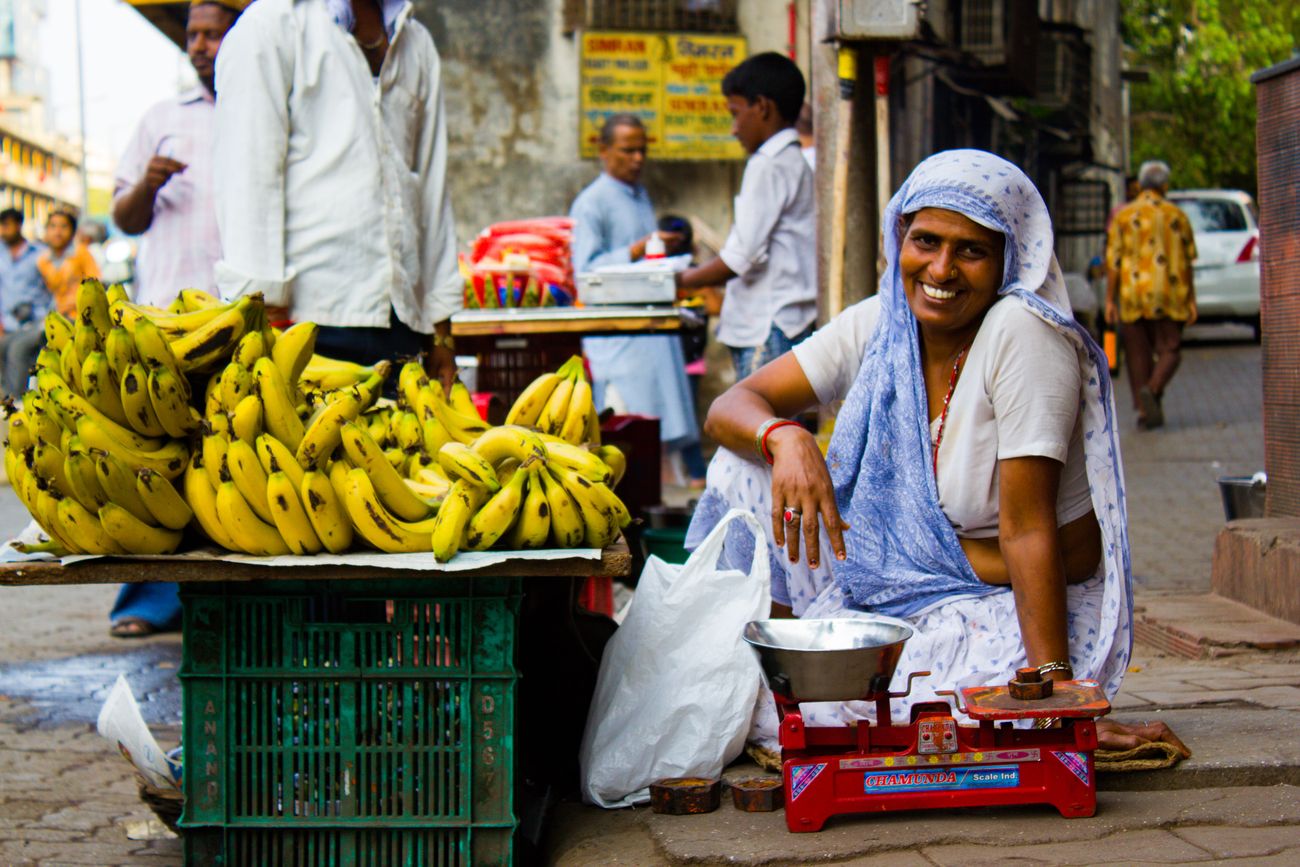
[579,30,747,161]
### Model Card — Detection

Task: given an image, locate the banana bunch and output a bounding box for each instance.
[504,355,600,445]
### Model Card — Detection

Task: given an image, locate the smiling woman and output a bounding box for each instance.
[687,149,1187,757]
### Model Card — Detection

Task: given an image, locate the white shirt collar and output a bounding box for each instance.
[320,0,410,36]
[179,87,213,105]
[757,127,800,158]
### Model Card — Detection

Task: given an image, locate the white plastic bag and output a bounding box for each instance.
[580,508,771,808]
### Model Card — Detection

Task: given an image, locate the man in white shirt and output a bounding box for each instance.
[212,0,460,385]
[677,52,817,379]
[112,0,247,308]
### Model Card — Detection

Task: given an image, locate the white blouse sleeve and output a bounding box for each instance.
[791,296,881,405]
[985,305,1082,464]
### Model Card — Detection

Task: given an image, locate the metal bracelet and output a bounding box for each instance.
[753,418,785,461]
[1036,661,1074,677]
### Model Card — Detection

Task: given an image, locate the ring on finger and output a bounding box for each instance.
[782,506,802,524]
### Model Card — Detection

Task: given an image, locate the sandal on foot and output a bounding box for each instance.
[110,618,158,639]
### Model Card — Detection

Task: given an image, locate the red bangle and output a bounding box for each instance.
[760,420,804,465]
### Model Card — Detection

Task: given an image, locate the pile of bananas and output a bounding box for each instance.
[5,281,267,554]
[5,282,631,562]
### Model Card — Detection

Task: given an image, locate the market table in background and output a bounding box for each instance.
[0,544,631,865]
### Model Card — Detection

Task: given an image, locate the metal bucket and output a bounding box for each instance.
[742,618,912,703]
[1218,475,1267,521]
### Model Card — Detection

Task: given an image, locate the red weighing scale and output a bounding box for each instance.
[743,619,1111,833]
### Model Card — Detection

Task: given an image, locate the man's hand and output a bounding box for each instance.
[426,345,456,392]
[265,305,291,325]
[1186,298,1198,326]
[143,156,187,195]
[1104,300,1119,325]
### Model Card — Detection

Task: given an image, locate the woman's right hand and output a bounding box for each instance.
[767,425,849,569]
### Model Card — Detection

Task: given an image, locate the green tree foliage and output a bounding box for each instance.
[1123,0,1298,193]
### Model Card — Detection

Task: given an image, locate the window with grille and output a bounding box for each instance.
[959,0,1004,61]
[1056,180,1109,236]
[1037,27,1091,109]
[565,0,739,34]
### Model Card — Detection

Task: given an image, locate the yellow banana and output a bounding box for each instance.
[227,438,275,524]
[340,422,434,521]
[404,475,450,501]
[537,373,575,436]
[393,411,423,452]
[219,362,253,415]
[93,450,156,524]
[147,366,197,438]
[131,317,188,396]
[505,467,551,550]
[470,425,547,466]
[169,298,250,372]
[98,502,182,554]
[117,363,168,438]
[76,417,188,480]
[34,347,61,376]
[465,460,532,551]
[64,449,108,511]
[255,434,306,492]
[270,321,318,388]
[215,463,290,556]
[6,410,33,452]
[540,465,596,548]
[341,467,435,553]
[266,470,322,555]
[27,406,63,448]
[505,371,561,427]
[397,361,429,412]
[437,442,501,492]
[105,283,130,306]
[73,318,103,364]
[559,378,594,445]
[549,464,621,546]
[295,393,360,469]
[55,496,126,554]
[230,394,262,444]
[38,488,85,553]
[136,467,193,530]
[30,441,74,498]
[44,311,74,352]
[184,452,238,551]
[384,447,406,470]
[59,339,84,394]
[594,444,627,486]
[43,379,164,451]
[233,329,267,368]
[201,430,230,490]
[542,436,614,485]
[80,351,130,427]
[300,469,353,554]
[449,380,479,418]
[431,479,488,562]
[429,394,490,445]
[207,411,231,437]
[420,416,452,456]
[75,278,113,337]
[178,288,222,312]
[103,326,137,385]
[253,357,305,450]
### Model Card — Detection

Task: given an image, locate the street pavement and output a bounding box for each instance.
[1,327,1297,865]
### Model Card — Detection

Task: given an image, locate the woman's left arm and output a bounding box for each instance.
[998,455,1072,679]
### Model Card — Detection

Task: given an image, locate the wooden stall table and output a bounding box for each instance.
[0,543,632,864]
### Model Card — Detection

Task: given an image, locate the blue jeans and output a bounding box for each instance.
[727,325,815,381]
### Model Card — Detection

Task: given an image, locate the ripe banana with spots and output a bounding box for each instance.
[300,468,353,554]
[340,422,435,521]
[215,458,290,556]
[437,442,500,492]
[431,480,489,562]
[341,467,438,553]
[136,467,194,530]
[266,470,323,555]
[99,501,182,554]
[505,466,550,550]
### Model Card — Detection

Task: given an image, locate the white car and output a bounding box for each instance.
[1167,190,1260,338]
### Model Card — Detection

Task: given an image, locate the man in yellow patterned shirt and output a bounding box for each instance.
[1105,160,1197,429]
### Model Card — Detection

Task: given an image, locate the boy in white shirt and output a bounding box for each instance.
[677,52,817,379]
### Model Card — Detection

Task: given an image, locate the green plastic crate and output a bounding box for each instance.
[640,526,690,564]
[179,577,518,864]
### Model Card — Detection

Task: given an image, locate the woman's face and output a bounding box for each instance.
[899,208,1005,341]
[45,215,74,250]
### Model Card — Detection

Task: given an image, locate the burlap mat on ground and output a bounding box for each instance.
[1095,740,1185,772]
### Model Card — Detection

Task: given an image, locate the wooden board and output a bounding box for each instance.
[0,542,632,587]
[451,307,687,337]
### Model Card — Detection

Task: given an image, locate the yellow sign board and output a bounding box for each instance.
[579,31,747,161]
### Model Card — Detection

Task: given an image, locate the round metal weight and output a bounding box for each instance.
[650,777,722,815]
[730,777,784,812]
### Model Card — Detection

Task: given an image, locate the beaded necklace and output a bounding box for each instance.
[931,345,971,476]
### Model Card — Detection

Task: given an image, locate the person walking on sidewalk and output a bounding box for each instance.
[1105,160,1197,429]
[112,0,247,308]
[676,52,816,380]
